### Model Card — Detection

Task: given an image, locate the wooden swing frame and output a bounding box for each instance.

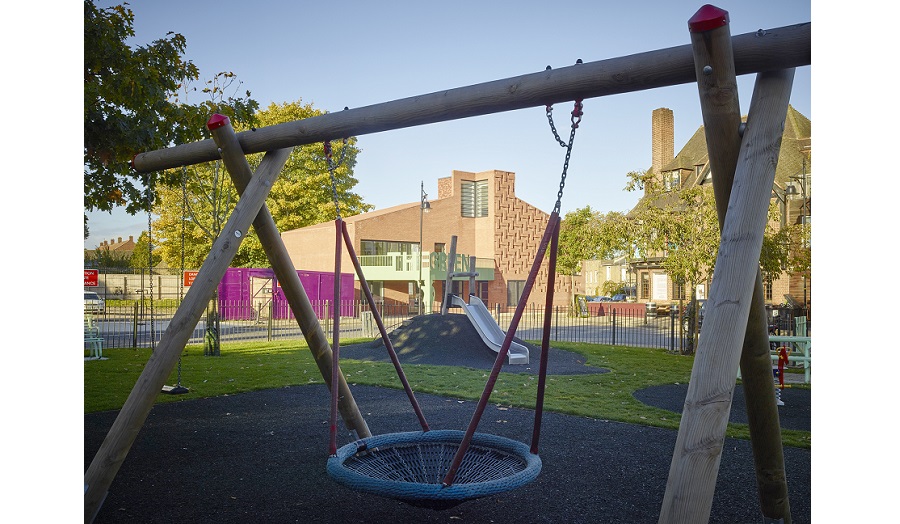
[86,8,810,524]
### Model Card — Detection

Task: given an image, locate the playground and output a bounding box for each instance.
[85,312,811,522]
[85,6,811,522]
[84,321,811,522]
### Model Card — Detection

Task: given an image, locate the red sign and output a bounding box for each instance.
[84,269,99,287]
[183,270,199,287]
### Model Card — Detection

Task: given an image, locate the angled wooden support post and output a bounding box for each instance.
[687,5,792,523]
[441,236,458,315]
[206,115,371,443]
[658,66,795,524]
[84,146,292,523]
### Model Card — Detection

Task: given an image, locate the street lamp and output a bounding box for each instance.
[418,181,431,315]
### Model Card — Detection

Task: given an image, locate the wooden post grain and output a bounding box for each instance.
[206,115,371,442]
[131,24,810,174]
[658,67,795,524]
[687,6,791,522]
[84,147,291,523]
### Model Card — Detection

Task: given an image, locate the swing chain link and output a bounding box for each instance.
[546,98,584,215]
[146,173,155,350]
[324,138,349,220]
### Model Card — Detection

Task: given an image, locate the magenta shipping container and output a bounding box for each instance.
[217,268,355,320]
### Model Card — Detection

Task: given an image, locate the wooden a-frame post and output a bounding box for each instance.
[84,146,292,522]
[206,114,372,441]
[688,5,792,522]
[658,67,795,523]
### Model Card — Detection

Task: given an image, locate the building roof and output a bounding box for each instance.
[636,105,811,212]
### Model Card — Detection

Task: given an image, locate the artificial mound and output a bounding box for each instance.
[340,313,607,375]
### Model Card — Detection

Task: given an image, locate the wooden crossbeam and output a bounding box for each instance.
[132,24,809,173]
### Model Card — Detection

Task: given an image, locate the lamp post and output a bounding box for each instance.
[418,181,430,315]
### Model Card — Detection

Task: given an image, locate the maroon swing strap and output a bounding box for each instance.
[442,212,560,487]
[531,217,559,454]
[328,217,431,455]
[329,219,343,455]
[340,220,430,432]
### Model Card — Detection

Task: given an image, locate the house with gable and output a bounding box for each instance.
[607,106,811,308]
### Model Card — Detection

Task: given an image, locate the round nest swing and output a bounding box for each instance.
[326,430,542,509]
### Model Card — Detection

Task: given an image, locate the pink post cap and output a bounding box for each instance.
[688,4,729,33]
[207,114,230,130]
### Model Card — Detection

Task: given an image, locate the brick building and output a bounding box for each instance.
[615,106,812,307]
[281,169,570,312]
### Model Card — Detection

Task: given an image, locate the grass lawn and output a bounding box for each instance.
[84,339,810,448]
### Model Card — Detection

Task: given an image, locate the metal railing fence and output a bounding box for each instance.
[83,299,810,353]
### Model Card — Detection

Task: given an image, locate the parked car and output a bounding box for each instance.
[590,296,612,302]
[610,293,627,302]
[84,291,105,314]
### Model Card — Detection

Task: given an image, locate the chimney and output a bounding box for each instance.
[652,108,674,175]
[118,237,122,243]
[129,235,134,242]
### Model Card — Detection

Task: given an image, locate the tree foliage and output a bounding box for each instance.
[84,246,131,269]
[130,231,162,269]
[558,207,602,276]
[84,1,257,236]
[151,101,373,269]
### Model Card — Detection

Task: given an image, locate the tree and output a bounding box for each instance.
[84,246,131,269]
[130,231,161,269]
[151,101,373,269]
[558,207,602,279]
[84,1,257,236]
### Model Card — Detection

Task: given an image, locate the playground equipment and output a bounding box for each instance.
[450,294,530,365]
[86,6,810,524]
[440,235,530,365]
[321,83,579,506]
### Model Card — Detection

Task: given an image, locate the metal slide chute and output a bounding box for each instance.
[450,295,529,365]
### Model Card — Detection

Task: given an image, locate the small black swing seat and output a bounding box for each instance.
[326,430,541,509]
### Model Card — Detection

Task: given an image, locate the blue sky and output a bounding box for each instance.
[83,0,811,249]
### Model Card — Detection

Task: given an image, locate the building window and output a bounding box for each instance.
[640,272,650,299]
[361,240,416,256]
[672,281,686,301]
[507,280,526,307]
[764,277,773,301]
[433,243,445,253]
[664,171,680,191]
[475,281,489,302]
[371,281,383,302]
[461,180,489,218]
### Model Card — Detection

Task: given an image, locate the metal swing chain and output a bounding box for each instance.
[543,59,586,213]
[176,166,188,386]
[545,97,584,214]
[146,174,155,350]
[324,137,350,219]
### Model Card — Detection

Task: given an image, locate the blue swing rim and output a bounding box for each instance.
[326,429,542,503]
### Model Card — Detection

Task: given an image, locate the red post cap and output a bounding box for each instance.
[207,113,230,130]
[688,4,729,33]
[130,153,138,171]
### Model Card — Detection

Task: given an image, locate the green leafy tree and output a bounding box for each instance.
[130,231,161,269]
[558,207,602,277]
[84,1,257,236]
[152,101,373,269]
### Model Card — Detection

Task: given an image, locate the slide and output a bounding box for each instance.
[450,295,529,365]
